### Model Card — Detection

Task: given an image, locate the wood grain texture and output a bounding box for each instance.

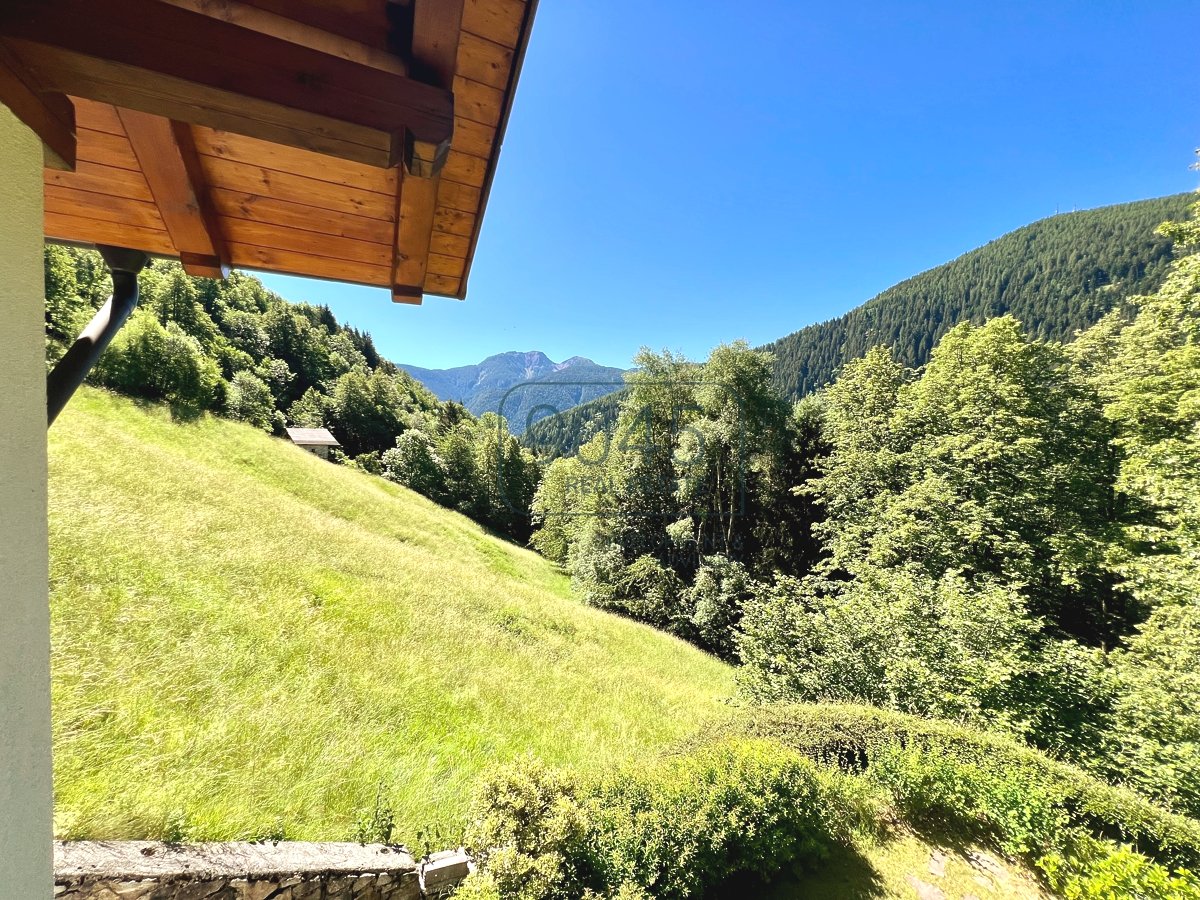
[70,97,124,135]
[14,40,398,167]
[157,0,407,75]
[240,0,390,51]
[75,127,142,172]
[45,210,175,254]
[222,218,391,267]
[451,117,496,160]
[462,0,525,48]
[433,207,476,237]
[456,31,513,89]
[426,252,465,278]
[44,184,167,230]
[0,0,455,165]
[452,75,503,127]
[228,242,390,285]
[45,159,155,202]
[442,149,487,187]
[198,155,396,219]
[193,127,397,195]
[210,189,393,245]
[430,231,471,258]
[393,167,439,300]
[120,108,228,276]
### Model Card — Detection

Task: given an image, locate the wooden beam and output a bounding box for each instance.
[155,0,408,76]
[119,108,228,278]
[392,168,436,304]
[391,0,464,301]
[0,42,75,169]
[0,0,453,169]
[402,0,464,177]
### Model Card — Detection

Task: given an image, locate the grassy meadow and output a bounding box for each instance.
[48,388,733,843]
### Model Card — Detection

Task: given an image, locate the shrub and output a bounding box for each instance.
[461,739,876,900]
[736,567,1036,731]
[94,310,221,412]
[686,555,751,660]
[1039,838,1200,900]
[225,370,275,431]
[693,702,1200,900]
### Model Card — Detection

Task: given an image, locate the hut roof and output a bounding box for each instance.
[285,427,340,447]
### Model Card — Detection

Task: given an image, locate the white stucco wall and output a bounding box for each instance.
[0,103,53,896]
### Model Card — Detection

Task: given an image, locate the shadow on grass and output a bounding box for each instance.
[710,842,887,900]
[125,395,208,424]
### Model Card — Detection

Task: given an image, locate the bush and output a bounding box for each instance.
[225,370,275,431]
[686,555,751,660]
[1039,837,1200,900]
[701,704,1200,876]
[94,310,221,412]
[737,567,1036,731]
[461,739,876,900]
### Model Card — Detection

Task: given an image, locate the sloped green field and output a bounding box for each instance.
[49,388,733,842]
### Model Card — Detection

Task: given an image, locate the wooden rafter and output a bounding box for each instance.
[0,41,74,169]
[119,108,229,278]
[392,0,465,304]
[0,0,453,169]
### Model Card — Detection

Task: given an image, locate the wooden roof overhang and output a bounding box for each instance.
[0,0,537,304]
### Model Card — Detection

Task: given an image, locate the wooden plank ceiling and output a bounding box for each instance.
[0,0,536,304]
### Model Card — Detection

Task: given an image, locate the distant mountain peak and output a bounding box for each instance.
[398,350,627,434]
[557,355,596,369]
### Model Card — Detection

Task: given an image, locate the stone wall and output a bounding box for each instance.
[54,841,472,900]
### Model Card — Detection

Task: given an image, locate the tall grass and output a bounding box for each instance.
[49,388,733,842]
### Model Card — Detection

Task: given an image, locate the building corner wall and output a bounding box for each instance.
[0,103,53,896]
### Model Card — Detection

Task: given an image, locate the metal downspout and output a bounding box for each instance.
[46,245,148,426]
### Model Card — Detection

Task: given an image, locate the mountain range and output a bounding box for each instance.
[398,351,626,434]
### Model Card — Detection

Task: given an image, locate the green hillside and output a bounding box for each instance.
[49,388,733,843]
[767,193,1193,400]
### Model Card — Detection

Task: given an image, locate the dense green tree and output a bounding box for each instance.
[739,567,1037,729]
[1110,604,1200,816]
[44,243,80,347]
[225,371,277,432]
[93,310,221,412]
[1095,204,1200,608]
[382,430,444,498]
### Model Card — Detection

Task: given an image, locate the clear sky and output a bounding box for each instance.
[257,0,1200,371]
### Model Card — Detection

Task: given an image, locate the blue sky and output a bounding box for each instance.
[258,0,1200,370]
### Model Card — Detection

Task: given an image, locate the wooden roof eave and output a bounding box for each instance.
[0,0,454,169]
[451,0,539,302]
[1,0,538,305]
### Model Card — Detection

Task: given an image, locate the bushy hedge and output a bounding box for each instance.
[703,704,1200,872]
[455,738,878,900]
[459,708,1200,899]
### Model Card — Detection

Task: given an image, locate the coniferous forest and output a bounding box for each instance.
[764,193,1194,400]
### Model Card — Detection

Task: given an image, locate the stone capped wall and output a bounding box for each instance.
[53,841,469,899]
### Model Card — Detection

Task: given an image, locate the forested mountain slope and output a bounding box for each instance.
[525,193,1193,459]
[767,193,1193,399]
